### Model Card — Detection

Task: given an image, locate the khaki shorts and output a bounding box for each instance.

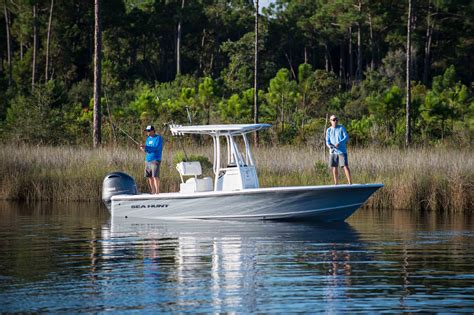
[145,161,161,178]
[329,153,348,168]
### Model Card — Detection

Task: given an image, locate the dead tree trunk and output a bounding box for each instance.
[176,0,185,76]
[423,0,434,85]
[356,0,362,81]
[199,28,206,74]
[253,0,259,146]
[93,0,102,147]
[368,12,375,70]
[356,24,362,80]
[324,42,333,72]
[348,26,353,83]
[406,0,413,147]
[285,52,296,79]
[339,42,345,86]
[324,43,329,72]
[45,0,54,81]
[31,4,38,90]
[3,2,12,86]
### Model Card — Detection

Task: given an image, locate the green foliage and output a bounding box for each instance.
[420,66,472,139]
[68,80,93,109]
[220,33,255,93]
[5,81,69,144]
[299,118,326,145]
[128,83,159,118]
[369,85,404,119]
[0,0,472,147]
[63,104,93,145]
[124,75,200,125]
[379,49,406,87]
[219,88,253,123]
[197,77,217,124]
[347,116,374,145]
[311,70,340,115]
[367,85,404,140]
[220,14,268,94]
[265,68,299,142]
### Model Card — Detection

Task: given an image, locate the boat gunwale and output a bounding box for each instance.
[111,183,384,201]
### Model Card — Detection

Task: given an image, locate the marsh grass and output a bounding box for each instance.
[255,146,473,212]
[0,144,472,212]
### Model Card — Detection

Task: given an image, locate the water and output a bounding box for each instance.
[1,202,473,313]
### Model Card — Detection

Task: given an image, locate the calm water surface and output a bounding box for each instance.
[1,202,473,313]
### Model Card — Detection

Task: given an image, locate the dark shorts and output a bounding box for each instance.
[145,161,161,178]
[329,153,348,168]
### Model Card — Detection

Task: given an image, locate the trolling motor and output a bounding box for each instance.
[102,172,138,211]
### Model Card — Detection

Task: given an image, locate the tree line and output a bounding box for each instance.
[0,0,472,146]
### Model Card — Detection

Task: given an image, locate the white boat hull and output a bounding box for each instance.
[110,184,383,222]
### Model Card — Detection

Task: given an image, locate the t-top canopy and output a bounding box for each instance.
[169,124,271,136]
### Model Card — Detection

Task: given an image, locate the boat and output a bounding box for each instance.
[102,124,383,221]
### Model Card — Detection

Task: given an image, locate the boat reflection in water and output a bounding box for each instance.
[100,217,363,312]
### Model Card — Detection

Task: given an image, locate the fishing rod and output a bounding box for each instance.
[164,121,189,161]
[103,85,141,146]
[112,123,141,146]
[181,107,193,160]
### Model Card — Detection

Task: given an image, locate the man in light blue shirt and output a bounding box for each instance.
[326,115,352,185]
[140,125,163,194]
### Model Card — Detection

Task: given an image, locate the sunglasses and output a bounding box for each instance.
[331,118,338,121]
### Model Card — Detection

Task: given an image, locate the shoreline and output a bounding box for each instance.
[0,144,472,213]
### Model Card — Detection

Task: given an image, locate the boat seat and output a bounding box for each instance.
[181,177,213,193]
[176,161,213,193]
[176,161,202,177]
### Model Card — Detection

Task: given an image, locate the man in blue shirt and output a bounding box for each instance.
[326,115,352,185]
[140,125,163,194]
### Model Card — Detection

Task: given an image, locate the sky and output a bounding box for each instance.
[259,0,275,12]
[260,0,274,7]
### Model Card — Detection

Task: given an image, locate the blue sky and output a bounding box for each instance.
[260,0,274,7]
[260,0,274,8]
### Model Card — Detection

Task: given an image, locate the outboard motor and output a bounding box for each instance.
[102,172,138,211]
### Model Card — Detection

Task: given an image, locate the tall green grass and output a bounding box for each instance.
[0,144,472,212]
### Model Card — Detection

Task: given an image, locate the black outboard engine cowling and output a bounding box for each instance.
[102,172,138,211]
